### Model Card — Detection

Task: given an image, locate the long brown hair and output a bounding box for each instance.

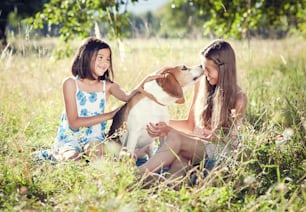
[71,37,114,81]
[195,39,237,133]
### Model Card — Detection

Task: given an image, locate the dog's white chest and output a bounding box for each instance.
[125,98,169,149]
[129,98,169,122]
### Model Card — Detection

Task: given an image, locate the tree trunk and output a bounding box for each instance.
[0,11,8,47]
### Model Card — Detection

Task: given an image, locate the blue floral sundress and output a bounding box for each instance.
[53,77,107,153]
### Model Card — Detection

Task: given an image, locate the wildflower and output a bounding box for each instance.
[302,119,306,131]
[275,182,289,193]
[17,186,28,195]
[243,175,256,185]
[283,128,294,140]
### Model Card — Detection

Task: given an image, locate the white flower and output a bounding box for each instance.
[243,175,256,185]
[283,128,294,140]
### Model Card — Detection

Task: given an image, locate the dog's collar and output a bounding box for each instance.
[137,87,166,106]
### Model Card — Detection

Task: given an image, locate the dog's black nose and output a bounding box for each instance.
[193,76,199,81]
[181,65,188,70]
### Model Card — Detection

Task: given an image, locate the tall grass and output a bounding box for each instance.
[0,37,305,211]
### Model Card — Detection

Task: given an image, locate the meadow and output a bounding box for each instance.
[0,37,305,211]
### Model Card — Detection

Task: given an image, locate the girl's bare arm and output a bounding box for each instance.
[109,74,163,102]
[168,80,201,133]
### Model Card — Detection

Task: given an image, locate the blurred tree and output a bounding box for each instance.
[3,0,304,49]
[157,1,204,38]
[25,0,140,57]
[129,11,161,38]
[27,0,139,42]
[169,0,306,39]
[0,0,48,47]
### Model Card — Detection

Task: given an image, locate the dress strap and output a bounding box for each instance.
[102,80,106,100]
[74,76,80,91]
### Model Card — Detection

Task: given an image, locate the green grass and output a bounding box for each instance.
[0,37,305,211]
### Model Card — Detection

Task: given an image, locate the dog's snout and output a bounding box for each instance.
[190,65,204,80]
[193,76,199,81]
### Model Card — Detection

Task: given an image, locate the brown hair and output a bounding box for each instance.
[71,37,114,81]
[195,39,237,133]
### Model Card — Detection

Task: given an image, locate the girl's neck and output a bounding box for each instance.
[77,78,103,93]
[80,78,100,85]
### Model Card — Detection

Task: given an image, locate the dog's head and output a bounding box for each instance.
[156,65,204,103]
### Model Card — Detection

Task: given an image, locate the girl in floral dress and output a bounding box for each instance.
[53,37,159,161]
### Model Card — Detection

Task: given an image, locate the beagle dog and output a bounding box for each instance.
[107,65,204,159]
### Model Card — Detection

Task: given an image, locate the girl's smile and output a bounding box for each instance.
[202,58,219,85]
[94,48,111,77]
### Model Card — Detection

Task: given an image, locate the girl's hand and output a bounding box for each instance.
[110,106,121,118]
[136,66,175,91]
[155,66,176,74]
[138,74,163,89]
[193,125,217,141]
[146,122,171,137]
[201,127,219,142]
[201,127,212,137]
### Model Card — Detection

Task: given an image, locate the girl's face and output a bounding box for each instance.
[92,48,111,78]
[202,58,219,85]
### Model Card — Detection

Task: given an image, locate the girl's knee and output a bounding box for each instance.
[165,131,182,146]
[168,157,190,178]
[167,131,179,140]
[85,141,104,159]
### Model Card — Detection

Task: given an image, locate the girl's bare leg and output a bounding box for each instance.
[167,157,189,179]
[61,150,82,161]
[139,131,181,173]
[139,130,206,174]
[85,141,105,161]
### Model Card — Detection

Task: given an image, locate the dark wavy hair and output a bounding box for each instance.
[71,37,114,81]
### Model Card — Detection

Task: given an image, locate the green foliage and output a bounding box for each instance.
[246,50,305,139]
[25,0,140,57]
[27,0,139,41]
[169,0,306,39]
[20,0,306,48]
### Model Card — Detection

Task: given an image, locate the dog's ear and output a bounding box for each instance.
[175,97,185,104]
[157,73,183,99]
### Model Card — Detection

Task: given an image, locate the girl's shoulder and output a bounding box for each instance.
[62,76,77,91]
[62,76,76,84]
[235,88,248,111]
[105,79,119,90]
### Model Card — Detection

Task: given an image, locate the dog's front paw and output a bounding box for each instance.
[119,147,136,161]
